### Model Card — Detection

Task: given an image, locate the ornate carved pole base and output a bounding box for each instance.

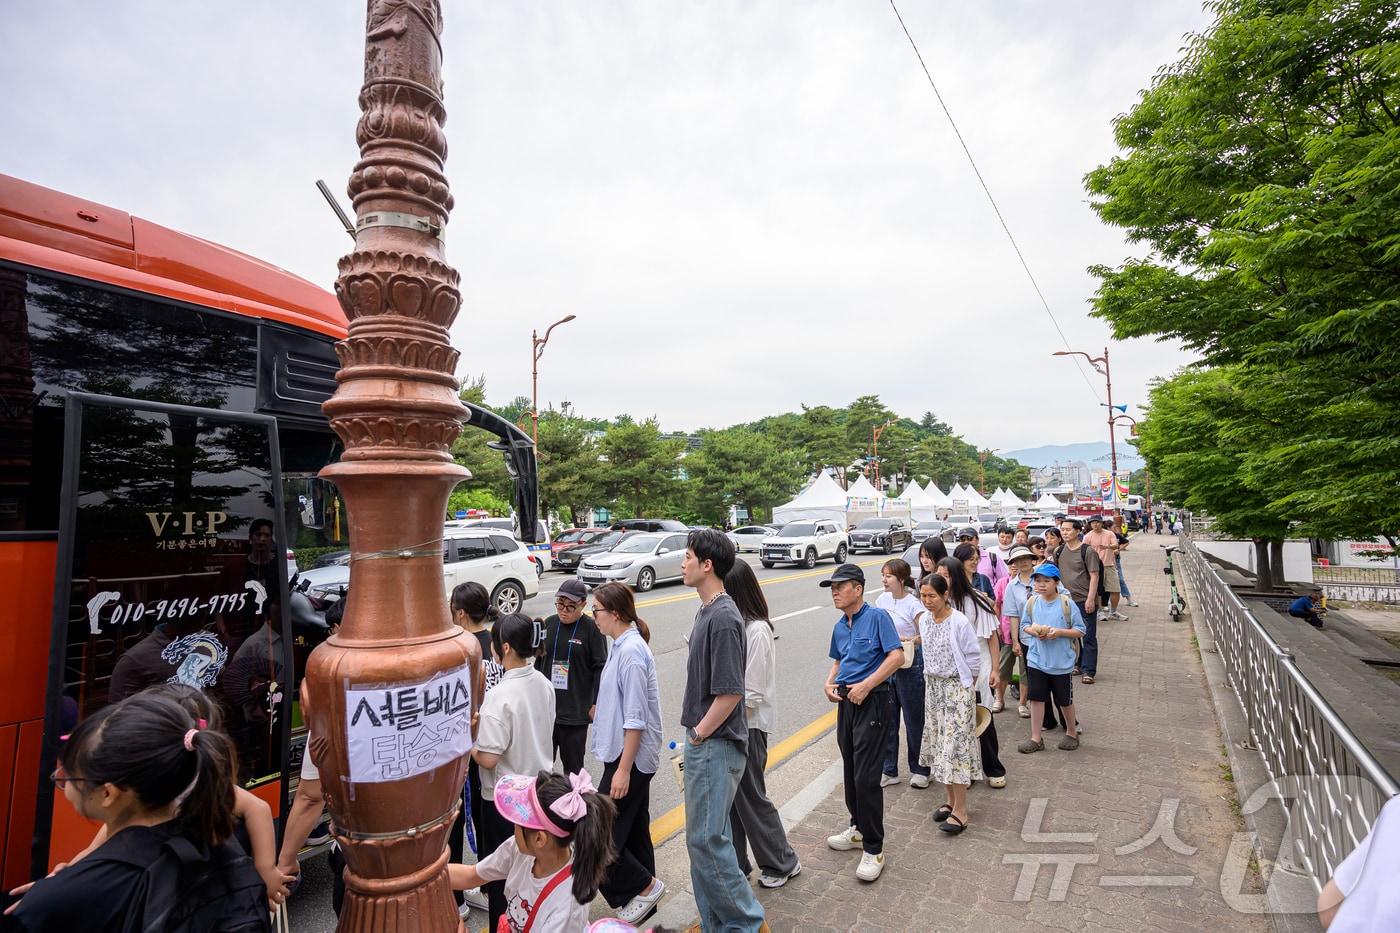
[305,1,472,930]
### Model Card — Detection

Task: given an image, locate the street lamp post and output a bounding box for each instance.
[531,314,576,446]
[1052,347,1120,506]
[872,420,893,490]
[305,3,474,930]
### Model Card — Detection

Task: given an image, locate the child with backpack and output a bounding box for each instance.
[1016,563,1087,755]
[3,691,271,932]
[448,770,616,933]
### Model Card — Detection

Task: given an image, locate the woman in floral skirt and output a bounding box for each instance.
[917,572,983,835]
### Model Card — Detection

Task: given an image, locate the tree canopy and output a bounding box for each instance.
[1085,0,1400,551]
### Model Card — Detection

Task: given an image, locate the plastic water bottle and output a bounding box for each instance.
[668,740,685,790]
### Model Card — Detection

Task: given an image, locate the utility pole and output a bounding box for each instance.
[1053,346,1118,507]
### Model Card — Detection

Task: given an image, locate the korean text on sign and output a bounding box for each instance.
[344,665,473,783]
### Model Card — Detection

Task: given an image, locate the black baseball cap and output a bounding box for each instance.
[557,578,589,603]
[820,563,866,587]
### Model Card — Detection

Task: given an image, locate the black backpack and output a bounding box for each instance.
[115,832,270,933]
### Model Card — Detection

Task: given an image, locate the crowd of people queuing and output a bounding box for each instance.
[9,516,1392,932]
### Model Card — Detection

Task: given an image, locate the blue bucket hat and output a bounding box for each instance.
[1030,562,1061,580]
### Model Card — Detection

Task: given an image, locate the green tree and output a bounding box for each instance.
[450,376,512,504]
[684,427,805,524]
[1085,0,1400,551]
[535,408,601,525]
[599,418,683,518]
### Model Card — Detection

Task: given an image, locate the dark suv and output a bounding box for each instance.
[611,518,689,533]
[847,518,913,554]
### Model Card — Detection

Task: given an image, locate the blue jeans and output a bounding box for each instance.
[684,734,765,932]
[1075,601,1099,676]
[882,648,930,778]
[1116,557,1132,599]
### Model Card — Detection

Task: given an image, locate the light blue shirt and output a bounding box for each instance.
[592,627,663,774]
[1019,595,1087,675]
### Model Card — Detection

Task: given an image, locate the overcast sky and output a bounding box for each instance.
[3,1,1209,450]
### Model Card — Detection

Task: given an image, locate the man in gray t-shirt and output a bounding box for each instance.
[679,529,764,930]
[680,593,749,743]
[1054,517,1103,683]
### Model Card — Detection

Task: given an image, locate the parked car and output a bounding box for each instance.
[909,520,949,545]
[848,518,913,554]
[553,529,638,573]
[310,549,350,569]
[551,527,611,557]
[728,524,779,552]
[760,521,848,569]
[446,516,553,571]
[1024,520,1057,540]
[297,527,539,615]
[578,531,688,592]
[611,518,690,533]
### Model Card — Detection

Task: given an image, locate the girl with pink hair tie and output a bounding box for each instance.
[449,769,616,933]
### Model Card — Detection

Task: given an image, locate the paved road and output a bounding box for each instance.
[287,550,893,930]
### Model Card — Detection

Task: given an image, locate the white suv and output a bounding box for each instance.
[298,527,540,615]
[760,520,849,569]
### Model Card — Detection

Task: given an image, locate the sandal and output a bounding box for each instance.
[938,814,967,835]
[1017,738,1045,754]
[933,804,953,823]
[1082,675,1095,685]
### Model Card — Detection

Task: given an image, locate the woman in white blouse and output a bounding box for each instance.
[916,572,983,835]
[724,561,801,888]
[876,558,932,788]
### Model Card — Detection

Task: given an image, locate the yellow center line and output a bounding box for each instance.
[648,707,840,845]
[633,557,886,610]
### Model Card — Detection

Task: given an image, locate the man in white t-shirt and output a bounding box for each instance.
[1319,794,1400,930]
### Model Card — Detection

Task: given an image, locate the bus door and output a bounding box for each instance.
[33,393,293,876]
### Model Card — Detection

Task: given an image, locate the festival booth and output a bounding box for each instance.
[771,472,850,526]
[907,483,946,523]
[1033,492,1064,511]
[845,475,912,526]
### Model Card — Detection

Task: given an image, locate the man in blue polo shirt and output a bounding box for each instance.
[821,563,905,882]
[1289,589,1326,629]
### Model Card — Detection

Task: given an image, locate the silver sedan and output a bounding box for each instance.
[576,531,689,592]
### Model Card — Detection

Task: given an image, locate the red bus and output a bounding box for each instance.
[0,173,361,891]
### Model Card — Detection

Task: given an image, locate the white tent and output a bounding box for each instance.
[908,483,944,522]
[925,484,953,507]
[966,486,991,509]
[898,480,924,501]
[846,475,882,500]
[771,472,849,525]
[1033,492,1063,510]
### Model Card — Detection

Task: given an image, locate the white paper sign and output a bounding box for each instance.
[344,665,473,783]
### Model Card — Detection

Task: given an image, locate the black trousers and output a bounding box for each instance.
[477,790,516,929]
[598,759,656,907]
[836,685,892,855]
[977,687,1005,778]
[446,782,468,908]
[553,722,590,774]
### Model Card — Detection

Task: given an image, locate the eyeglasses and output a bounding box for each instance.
[50,768,93,789]
[592,606,612,616]
[554,600,582,611]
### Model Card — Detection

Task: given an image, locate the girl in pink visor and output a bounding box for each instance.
[450,770,617,933]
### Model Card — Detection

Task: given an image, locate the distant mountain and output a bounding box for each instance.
[1002,442,1144,471]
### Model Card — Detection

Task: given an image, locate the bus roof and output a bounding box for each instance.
[0,173,347,339]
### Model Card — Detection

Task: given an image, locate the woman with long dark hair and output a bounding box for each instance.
[916,573,983,834]
[876,558,930,789]
[938,555,1007,789]
[590,582,666,925]
[472,613,555,930]
[722,561,802,889]
[917,537,949,577]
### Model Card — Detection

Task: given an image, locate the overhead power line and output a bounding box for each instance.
[885,0,1103,403]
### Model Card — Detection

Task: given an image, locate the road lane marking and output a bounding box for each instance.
[632,557,885,610]
[648,708,839,844]
[771,605,822,622]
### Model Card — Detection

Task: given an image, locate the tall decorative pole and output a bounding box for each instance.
[305,0,472,929]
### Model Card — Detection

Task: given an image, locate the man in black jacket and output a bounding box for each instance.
[536,576,608,772]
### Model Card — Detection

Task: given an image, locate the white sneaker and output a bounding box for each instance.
[1127,599,1140,607]
[991,699,1005,713]
[759,860,801,889]
[855,851,885,882]
[879,773,901,787]
[987,775,1007,789]
[827,826,863,851]
[1116,611,1130,621]
[1018,705,1030,718]
[909,774,930,789]
[459,886,489,918]
[614,879,665,924]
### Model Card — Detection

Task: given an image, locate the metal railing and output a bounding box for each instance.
[1176,535,1399,888]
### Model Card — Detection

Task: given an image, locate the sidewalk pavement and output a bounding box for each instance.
[749,534,1273,932]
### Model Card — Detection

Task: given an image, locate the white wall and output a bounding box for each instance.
[1196,539,1313,584]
